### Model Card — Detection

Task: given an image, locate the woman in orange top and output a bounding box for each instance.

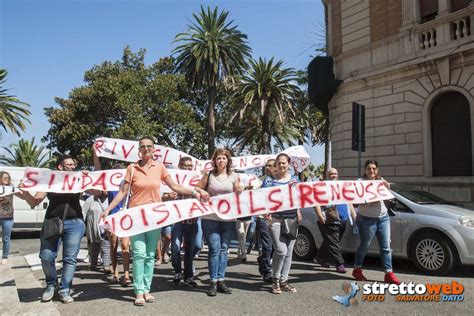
[101,136,209,306]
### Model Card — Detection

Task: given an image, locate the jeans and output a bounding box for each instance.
[354,214,393,272]
[130,229,161,295]
[171,222,197,278]
[194,218,203,257]
[201,219,234,282]
[268,218,296,281]
[256,217,272,276]
[1,219,14,259]
[40,218,85,294]
[316,221,347,266]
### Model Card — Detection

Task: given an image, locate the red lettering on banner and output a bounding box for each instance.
[377,182,388,197]
[48,174,55,189]
[175,174,185,185]
[313,182,329,204]
[152,204,170,225]
[111,142,117,155]
[95,140,104,153]
[249,191,265,214]
[62,174,76,191]
[81,174,93,190]
[251,157,262,166]
[239,157,247,168]
[288,184,295,208]
[292,161,298,171]
[217,199,231,215]
[120,215,133,231]
[342,182,355,201]
[152,148,160,161]
[109,172,123,187]
[204,161,213,171]
[193,160,201,172]
[22,172,39,188]
[354,181,364,198]
[298,184,314,208]
[330,183,341,201]
[268,188,283,211]
[122,145,134,159]
[111,217,116,232]
[235,193,242,215]
[172,204,182,219]
[189,202,206,217]
[189,175,200,186]
[92,172,106,191]
[139,208,149,226]
[162,149,172,166]
[365,183,377,200]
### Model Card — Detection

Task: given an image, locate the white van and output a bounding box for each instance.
[0,166,48,230]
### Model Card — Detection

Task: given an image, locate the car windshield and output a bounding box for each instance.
[391,184,452,205]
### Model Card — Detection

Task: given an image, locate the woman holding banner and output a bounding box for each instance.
[262,153,302,294]
[100,136,209,306]
[352,159,401,285]
[196,148,243,297]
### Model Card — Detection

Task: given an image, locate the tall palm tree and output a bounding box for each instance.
[231,57,301,154]
[0,69,31,136]
[173,6,251,157]
[0,137,53,168]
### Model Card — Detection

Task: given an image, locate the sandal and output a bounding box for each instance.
[144,293,155,303]
[271,279,281,294]
[121,277,132,287]
[280,280,297,293]
[111,276,119,284]
[134,297,145,306]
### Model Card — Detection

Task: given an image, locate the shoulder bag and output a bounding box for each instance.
[43,204,69,239]
[281,217,298,240]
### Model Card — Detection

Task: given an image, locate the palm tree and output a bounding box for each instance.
[0,138,53,168]
[173,6,251,157]
[231,57,301,154]
[0,69,31,136]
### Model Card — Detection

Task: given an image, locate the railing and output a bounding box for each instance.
[419,29,437,49]
[451,15,471,39]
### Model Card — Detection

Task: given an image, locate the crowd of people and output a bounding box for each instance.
[0,137,401,306]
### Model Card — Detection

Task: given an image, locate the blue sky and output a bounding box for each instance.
[1,0,325,165]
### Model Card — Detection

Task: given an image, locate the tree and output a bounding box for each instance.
[44,47,207,167]
[0,137,53,168]
[230,57,301,154]
[0,69,31,136]
[173,6,251,157]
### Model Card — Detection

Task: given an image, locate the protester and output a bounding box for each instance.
[314,168,356,273]
[20,155,88,304]
[235,215,252,263]
[196,148,243,297]
[100,136,209,306]
[0,171,20,265]
[352,159,401,285]
[169,157,198,287]
[256,159,276,282]
[262,153,301,294]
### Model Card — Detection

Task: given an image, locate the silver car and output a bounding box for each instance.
[294,184,474,275]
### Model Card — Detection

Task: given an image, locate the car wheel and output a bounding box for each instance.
[410,232,457,275]
[293,226,317,261]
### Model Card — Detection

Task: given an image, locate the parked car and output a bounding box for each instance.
[0,166,48,230]
[294,183,474,275]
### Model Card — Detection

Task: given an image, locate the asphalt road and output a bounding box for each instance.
[5,233,474,315]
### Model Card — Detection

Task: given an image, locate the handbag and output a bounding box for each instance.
[325,206,340,224]
[43,204,69,239]
[281,217,298,240]
[119,166,134,212]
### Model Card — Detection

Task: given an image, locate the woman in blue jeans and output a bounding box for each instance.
[0,171,19,265]
[353,159,401,285]
[196,148,243,297]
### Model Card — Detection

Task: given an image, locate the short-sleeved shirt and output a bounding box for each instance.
[46,192,83,220]
[262,175,299,219]
[203,172,238,222]
[107,191,124,215]
[125,161,170,208]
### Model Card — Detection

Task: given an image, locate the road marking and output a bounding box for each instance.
[23,249,89,271]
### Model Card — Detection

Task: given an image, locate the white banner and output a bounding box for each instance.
[20,168,262,193]
[101,180,394,237]
[94,137,311,172]
[0,186,20,197]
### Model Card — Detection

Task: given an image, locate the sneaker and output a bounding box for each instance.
[41,284,56,302]
[59,292,74,304]
[173,273,182,284]
[263,273,273,283]
[183,277,198,288]
[217,281,232,294]
[384,272,401,285]
[207,282,217,297]
[352,268,367,281]
[336,264,347,274]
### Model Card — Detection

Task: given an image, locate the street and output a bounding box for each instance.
[2,233,473,315]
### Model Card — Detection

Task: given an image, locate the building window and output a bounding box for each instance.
[451,0,470,12]
[431,92,472,176]
[419,0,438,23]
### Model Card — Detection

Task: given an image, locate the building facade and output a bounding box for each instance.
[324,0,474,206]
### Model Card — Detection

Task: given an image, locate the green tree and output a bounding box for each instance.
[230,57,301,154]
[173,6,251,157]
[0,69,31,136]
[0,137,53,168]
[44,47,207,167]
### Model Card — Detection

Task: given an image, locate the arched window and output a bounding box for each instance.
[431,91,472,176]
